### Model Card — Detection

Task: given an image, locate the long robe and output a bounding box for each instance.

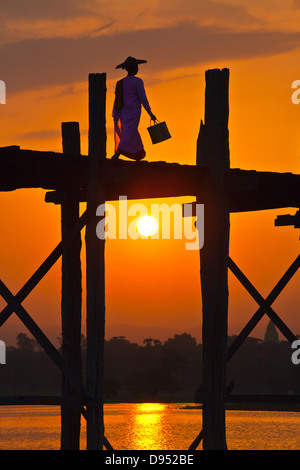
[113,75,152,160]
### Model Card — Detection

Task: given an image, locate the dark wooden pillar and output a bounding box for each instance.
[60,121,83,449]
[197,68,230,449]
[85,73,106,450]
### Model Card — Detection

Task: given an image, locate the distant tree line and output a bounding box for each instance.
[0,332,299,401]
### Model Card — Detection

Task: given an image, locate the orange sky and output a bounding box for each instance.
[1,0,300,346]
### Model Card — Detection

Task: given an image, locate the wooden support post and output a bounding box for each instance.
[60,122,83,450]
[85,73,106,450]
[197,68,230,449]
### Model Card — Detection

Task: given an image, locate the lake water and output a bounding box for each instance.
[0,403,299,450]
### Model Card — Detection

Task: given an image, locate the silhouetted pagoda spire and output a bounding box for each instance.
[264,320,279,343]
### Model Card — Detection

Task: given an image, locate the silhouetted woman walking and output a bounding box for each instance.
[112,56,156,161]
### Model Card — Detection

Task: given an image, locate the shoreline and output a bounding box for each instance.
[103,398,300,412]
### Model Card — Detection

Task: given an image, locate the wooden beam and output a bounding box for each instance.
[85,73,106,450]
[197,68,230,449]
[0,396,86,406]
[0,393,298,407]
[226,395,300,405]
[44,166,300,212]
[60,122,83,450]
[1,145,300,211]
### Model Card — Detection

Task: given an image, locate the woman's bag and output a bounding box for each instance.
[147,119,171,144]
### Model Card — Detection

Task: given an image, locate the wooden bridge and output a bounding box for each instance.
[1,147,300,211]
[0,68,299,450]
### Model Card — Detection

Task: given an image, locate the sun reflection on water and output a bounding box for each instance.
[130,403,168,450]
[0,405,299,450]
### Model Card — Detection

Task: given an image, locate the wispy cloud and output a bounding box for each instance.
[0,0,85,20]
[13,129,61,141]
[2,21,300,95]
[0,0,266,45]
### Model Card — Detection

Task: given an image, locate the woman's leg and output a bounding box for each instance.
[111,149,121,160]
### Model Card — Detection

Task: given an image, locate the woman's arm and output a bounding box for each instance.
[136,78,156,119]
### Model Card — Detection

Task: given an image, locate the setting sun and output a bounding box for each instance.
[136,216,158,237]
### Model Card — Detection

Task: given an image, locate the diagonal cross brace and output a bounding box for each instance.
[0,280,114,450]
[0,207,115,449]
[0,209,90,396]
[227,255,299,360]
[0,279,91,399]
[189,254,300,450]
[0,209,89,328]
